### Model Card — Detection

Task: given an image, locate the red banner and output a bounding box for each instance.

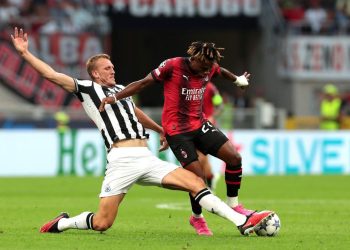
[0,33,110,108]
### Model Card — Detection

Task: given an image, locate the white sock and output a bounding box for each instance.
[227,196,239,208]
[192,213,203,218]
[57,212,94,231]
[196,190,246,226]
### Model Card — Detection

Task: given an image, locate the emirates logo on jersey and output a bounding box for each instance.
[180,149,188,159]
[181,87,205,101]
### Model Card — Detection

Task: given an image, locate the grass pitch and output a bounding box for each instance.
[0,175,349,250]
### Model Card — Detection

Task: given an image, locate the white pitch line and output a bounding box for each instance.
[156,203,191,211]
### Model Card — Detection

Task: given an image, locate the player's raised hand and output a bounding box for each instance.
[243,71,251,81]
[99,96,116,112]
[234,71,251,90]
[11,27,29,55]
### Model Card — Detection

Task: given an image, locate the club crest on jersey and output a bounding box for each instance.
[107,92,115,97]
[109,90,132,102]
[180,149,188,159]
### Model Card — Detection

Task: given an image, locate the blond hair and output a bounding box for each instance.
[86,54,110,79]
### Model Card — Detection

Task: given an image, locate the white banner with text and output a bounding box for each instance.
[0,129,349,176]
[279,36,350,80]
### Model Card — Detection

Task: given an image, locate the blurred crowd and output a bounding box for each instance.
[278,0,350,34]
[2,0,348,35]
[0,0,110,34]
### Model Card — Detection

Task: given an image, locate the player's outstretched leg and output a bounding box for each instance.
[193,188,274,236]
[232,204,255,216]
[39,195,124,233]
[40,212,70,233]
[237,211,275,236]
[40,211,94,233]
[162,167,271,236]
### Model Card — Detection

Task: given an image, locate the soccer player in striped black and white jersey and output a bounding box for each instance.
[11,27,273,236]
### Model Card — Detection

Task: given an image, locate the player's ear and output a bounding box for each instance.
[91,70,99,79]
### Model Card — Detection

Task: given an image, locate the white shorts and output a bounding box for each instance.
[99,147,179,197]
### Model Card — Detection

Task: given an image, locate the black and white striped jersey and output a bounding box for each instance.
[73,79,149,149]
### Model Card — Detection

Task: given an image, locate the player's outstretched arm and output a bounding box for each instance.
[134,107,169,152]
[99,73,155,112]
[220,67,250,89]
[10,27,75,92]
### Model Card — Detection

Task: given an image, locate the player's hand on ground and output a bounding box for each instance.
[234,72,251,89]
[11,27,29,55]
[99,96,116,112]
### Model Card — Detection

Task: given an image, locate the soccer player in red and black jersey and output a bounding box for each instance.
[100,42,255,236]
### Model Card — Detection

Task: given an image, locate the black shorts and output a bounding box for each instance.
[165,121,229,167]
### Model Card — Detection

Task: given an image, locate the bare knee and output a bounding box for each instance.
[227,152,242,166]
[93,217,114,231]
[218,141,243,165]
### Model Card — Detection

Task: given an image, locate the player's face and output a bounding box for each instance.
[190,58,214,77]
[93,58,116,86]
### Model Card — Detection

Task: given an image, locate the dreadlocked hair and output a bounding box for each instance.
[187,41,224,62]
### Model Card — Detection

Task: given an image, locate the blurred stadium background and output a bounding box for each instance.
[1,0,350,177]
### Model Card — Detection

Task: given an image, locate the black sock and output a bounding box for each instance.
[206,176,213,189]
[189,193,202,215]
[225,164,242,197]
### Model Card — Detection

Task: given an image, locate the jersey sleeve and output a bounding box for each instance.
[211,63,221,78]
[73,78,80,93]
[73,78,92,93]
[151,59,172,82]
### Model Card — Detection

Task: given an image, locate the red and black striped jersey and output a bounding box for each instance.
[203,82,218,118]
[151,57,221,136]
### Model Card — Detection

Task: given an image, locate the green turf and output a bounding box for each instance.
[0,175,349,250]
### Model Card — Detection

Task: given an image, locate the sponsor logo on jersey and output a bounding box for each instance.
[181,87,205,101]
